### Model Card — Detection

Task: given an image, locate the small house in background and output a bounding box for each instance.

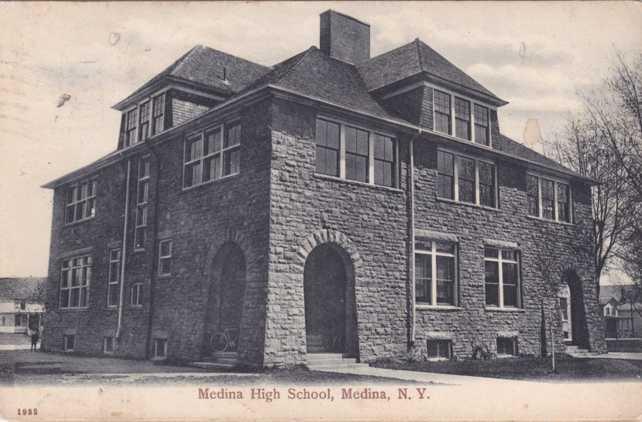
[600,284,642,340]
[0,277,46,334]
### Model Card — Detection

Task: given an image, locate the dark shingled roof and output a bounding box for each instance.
[0,278,47,302]
[243,46,398,121]
[494,133,579,176]
[115,45,270,108]
[358,39,505,104]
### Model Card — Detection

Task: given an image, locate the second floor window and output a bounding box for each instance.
[60,255,92,309]
[437,150,497,208]
[184,123,240,188]
[484,247,521,308]
[315,118,397,188]
[158,240,172,276]
[527,174,572,223]
[434,90,451,135]
[415,239,457,306]
[455,97,471,140]
[107,249,121,307]
[65,180,96,224]
[135,157,150,249]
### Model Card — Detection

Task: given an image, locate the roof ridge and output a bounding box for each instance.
[272,46,317,84]
[171,45,203,78]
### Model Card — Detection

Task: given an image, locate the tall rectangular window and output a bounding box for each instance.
[103,337,115,354]
[63,334,75,352]
[437,150,497,208]
[557,182,571,223]
[158,240,172,276]
[60,255,92,309]
[124,108,138,147]
[131,283,143,306]
[153,338,167,359]
[415,239,457,306]
[345,126,369,182]
[151,93,165,135]
[315,119,340,177]
[541,179,556,220]
[184,123,240,188]
[134,157,150,249]
[527,174,572,223]
[437,151,455,200]
[138,100,151,141]
[454,97,471,140]
[65,180,97,224]
[474,104,490,146]
[484,247,521,308]
[434,90,451,135]
[107,249,121,307]
[374,134,395,187]
[527,175,539,217]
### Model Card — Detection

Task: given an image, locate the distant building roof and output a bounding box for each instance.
[599,284,640,305]
[0,277,47,302]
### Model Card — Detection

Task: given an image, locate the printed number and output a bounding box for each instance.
[17,408,38,416]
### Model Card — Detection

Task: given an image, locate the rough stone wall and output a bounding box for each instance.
[264,98,410,365]
[412,138,606,357]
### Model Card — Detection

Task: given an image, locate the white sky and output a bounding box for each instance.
[0,2,641,277]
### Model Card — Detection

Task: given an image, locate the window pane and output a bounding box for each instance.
[541,179,555,219]
[557,182,570,222]
[434,90,451,134]
[437,151,454,199]
[454,98,470,140]
[315,120,340,176]
[485,261,499,306]
[479,162,496,207]
[458,157,475,203]
[225,124,241,148]
[527,175,539,216]
[436,256,454,305]
[223,148,240,176]
[206,127,222,154]
[415,254,431,303]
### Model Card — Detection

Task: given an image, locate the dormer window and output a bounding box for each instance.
[474,104,490,146]
[139,100,151,141]
[124,108,138,147]
[151,93,166,135]
[119,92,167,149]
[434,90,452,135]
[454,98,471,140]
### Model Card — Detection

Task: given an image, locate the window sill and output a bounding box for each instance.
[64,216,96,227]
[313,173,403,193]
[181,172,240,193]
[426,357,451,362]
[526,215,574,227]
[157,273,171,279]
[133,248,146,254]
[485,307,525,313]
[129,305,144,309]
[436,197,500,212]
[415,304,461,311]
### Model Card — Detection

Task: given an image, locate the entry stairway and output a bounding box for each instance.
[190,351,239,370]
[565,345,599,358]
[306,353,369,371]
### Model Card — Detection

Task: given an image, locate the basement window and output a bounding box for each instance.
[427,340,452,360]
[63,334,75,352]
[153,338,167,359]
[496,337,518,356]
[103,337,115,354]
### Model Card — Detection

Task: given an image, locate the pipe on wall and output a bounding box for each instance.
[115,159,132,341]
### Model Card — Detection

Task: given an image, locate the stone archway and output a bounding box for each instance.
[295,229,362,358]
[202,242,247,357]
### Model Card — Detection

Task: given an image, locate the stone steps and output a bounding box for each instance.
[189,351,239,370]
[306,353,368,370]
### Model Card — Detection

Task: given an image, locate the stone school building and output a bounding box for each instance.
[42,10,606,366]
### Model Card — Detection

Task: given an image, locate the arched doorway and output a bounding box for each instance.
[202,242,246,357]
[304,243,357,355]
[560,270,589,348]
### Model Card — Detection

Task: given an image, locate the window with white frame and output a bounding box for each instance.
[526,174,572,223]
[454,97,471,140]
[134,157,150,249]
[315,118,397,188]
[415,239,457,306]
[103,336,115,354]
[139,100,151,141]
[107,249,121,307]
[433,90,451,135]
[60,255,92,309]
[158,240,172,276]
[484,247,520,308]
[184,123,240,188]
[437,150,497,207]
[427,339,452,359]
[153,338,167,359]
[151,93,166,135]
[63,334,75,352]
[131,282,143,306]
[65,180,97,224]
[474,104,490,146]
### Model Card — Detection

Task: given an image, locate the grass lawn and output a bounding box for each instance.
[372,354,642,381]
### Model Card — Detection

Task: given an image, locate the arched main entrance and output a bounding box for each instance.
[202,242,246,357]
[304,243,357,355]
[560,270,589,348]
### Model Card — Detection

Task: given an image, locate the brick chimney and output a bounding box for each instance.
[320,10,370,64]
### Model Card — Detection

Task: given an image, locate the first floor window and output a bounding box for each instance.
[103,337,115,354]
[60,255,92,309]
[158,240,172,276]
[427,340,452,359]
[527,174,572,223]
[315,119,340,177]
[497,337,518,356]
[484,247,520,308]
[437,150,497,208]
[65,180,97,224]
[107,249,121,307]
[415,239,457,306]
[153,338,167,359]
[131,283,143,306]
[63,334,75,352]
